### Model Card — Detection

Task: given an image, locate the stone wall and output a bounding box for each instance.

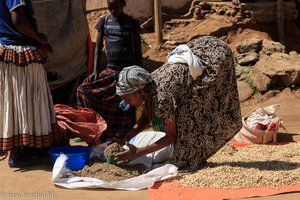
[86,1,297,23]
[240,2,298,22]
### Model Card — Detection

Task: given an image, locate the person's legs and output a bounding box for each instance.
[8,148,22,168]
[8,147,43,168]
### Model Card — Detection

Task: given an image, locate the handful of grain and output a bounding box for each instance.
[104,142,125,157]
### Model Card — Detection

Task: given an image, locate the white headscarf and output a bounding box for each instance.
[167,44,204,80]
[116,66,153,96]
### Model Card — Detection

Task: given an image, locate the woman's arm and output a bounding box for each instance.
[123,108,151,142]
[133,31,143,66]
[115,116,176,163]
[85,17,105,82]
[84,32,104,82]
[11,6,47,44]
[93,32,104,73]
[137,116,176,155]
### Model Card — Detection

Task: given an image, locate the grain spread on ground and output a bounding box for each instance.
[73,162,146,182]
[179,143,300,189]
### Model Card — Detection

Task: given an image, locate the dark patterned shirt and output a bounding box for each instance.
[146,36,242,168]
[95,14,141,69]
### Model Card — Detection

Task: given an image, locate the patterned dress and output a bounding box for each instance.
[147,36,242,168]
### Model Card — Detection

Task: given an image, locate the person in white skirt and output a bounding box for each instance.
[0,0,56,167]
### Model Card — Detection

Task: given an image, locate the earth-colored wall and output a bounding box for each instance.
[86,0,190,22]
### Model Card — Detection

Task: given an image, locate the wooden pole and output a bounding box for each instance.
[154,0,163,47]
[277,0,284,45]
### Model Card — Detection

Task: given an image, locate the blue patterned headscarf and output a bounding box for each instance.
[116,66,153,96]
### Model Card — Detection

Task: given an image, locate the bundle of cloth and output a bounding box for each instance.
[54,104,107,145]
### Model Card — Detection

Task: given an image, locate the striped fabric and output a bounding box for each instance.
[96,15,141,68]
[0,62,56,151]
[77,68,136,141]
[0,132,53,151]
[0,44,51,66]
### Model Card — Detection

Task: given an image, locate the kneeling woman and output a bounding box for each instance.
[115,36,242,172]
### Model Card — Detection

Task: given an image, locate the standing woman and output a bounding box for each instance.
[0,0,56,167]
[115,36,242,172]
[77,0,142,143]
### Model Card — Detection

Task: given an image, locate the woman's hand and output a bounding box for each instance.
[84,73,98,83]
[114,142,140,165]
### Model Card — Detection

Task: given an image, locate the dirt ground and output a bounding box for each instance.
[1,3,299,200]
[0,88,300,200]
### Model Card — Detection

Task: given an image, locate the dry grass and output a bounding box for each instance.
[179,142,300,189]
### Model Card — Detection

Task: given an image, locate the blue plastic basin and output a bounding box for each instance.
[49,146,91,170]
